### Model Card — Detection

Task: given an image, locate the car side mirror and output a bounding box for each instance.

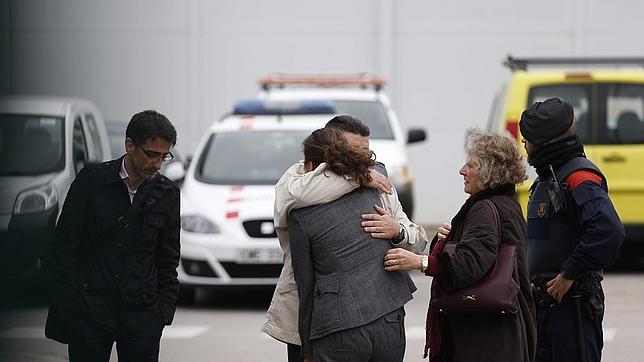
[185,155,193,169]
[163,161,186,182]
[407,128,427,144]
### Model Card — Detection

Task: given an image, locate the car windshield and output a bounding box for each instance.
[0,114,65,175]
[195,130,310,185]
[334,100,394,139]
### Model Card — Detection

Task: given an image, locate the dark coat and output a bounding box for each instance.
[432,188,537,362]
[45,157,180,343]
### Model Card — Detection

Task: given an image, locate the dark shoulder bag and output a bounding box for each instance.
[432,199,519,314]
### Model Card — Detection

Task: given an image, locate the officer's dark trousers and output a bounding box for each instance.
[311,307,406,362]
[68,314,165,362]
[535,296,603,362]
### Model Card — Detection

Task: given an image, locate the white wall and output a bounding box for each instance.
[4,0,644,224]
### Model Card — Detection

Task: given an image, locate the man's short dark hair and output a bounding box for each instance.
[126,110,177,146]
[325,115,370,137]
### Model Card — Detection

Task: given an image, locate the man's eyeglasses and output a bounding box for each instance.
[135,143,174,163]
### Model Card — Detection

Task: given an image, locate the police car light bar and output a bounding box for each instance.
[258,73,386,91]
[233,99,336,115]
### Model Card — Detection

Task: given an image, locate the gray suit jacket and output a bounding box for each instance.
[289,187,416,357]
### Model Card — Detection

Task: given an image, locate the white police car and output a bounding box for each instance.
[257,74,426,217]
[178,100,332,296]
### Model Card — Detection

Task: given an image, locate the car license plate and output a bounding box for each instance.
[237,248,283,264]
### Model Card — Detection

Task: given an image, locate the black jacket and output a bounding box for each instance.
[46,157,180,342]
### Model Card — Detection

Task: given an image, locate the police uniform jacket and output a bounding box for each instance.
[527,157,624,279]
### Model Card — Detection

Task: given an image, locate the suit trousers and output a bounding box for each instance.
[68,313,165,362]
[312,307,406,362]
[287,343,304,362]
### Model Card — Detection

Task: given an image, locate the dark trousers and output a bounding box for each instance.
[287,343,304,362]
[68,314,165,362]
[535,296,604,362]
[312,307,406,362]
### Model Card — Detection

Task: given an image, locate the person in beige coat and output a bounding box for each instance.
[262,115,428,361]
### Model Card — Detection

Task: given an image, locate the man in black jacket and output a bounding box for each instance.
[46,110,181,361]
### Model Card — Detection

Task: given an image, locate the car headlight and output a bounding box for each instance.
[14,183,58,215]
[181,215,220,233]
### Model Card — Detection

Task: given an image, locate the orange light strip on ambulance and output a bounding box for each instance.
[565,72,592,79]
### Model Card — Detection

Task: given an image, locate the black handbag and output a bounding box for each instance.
[432,199,519,314]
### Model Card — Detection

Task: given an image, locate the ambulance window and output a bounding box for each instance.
[528,85,591,144]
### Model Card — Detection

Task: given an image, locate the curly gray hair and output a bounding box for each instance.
[464,129,528,190]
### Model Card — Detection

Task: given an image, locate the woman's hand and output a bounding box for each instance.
[384,248,423,271]
[364,169,393,194]
[437,223,451,242]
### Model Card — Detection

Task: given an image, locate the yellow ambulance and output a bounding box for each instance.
[487,56,644,241]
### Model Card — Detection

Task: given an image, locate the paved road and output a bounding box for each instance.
[1,270,643,361]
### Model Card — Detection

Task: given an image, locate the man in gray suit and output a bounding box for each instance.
[289,128,416,362]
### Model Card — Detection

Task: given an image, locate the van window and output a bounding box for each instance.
[334,101,394,140]
[528,84,592,143]
[85,113,104,160]
[530,83,644,145]
[73,117,89,174]
[599,84,644,145]
[0,114,65,175]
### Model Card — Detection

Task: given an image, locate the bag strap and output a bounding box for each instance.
[482,199,501,248]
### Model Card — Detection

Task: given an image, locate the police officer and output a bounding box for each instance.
[519,97,624,362]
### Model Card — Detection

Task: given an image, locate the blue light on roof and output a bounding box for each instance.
[233,99,336,115]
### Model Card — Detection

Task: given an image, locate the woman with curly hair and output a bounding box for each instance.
[386,129,537,362]
[289,127,416,362]
[300,126,375,183]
